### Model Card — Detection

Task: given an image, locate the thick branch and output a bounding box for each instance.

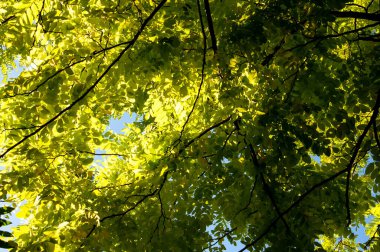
[0,0,167,159]
[331,11,380,21]
[260,172,291,232]
[203,0,217,54]
[352,33,380,42]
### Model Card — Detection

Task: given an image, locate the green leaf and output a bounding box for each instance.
[0,230,13,237]
[0,207,14,216]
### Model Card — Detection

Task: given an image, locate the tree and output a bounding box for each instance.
[0,0,380,251]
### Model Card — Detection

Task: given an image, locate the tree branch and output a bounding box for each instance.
[261,37,285,66]
[0,39,134,100]
[374,122,380,150]
[235,175,258,217]
[1,15,16,25]
[245,140,291,232]
[177,0,207,144]
[179,115,232,155]
[364,224,380,249]
[203,0,217,54]
[285,22,380,52]
[83,171,168,246]
[260,172,291,232]
[345,91,380,226]
[331,11,380,21]
[203,227,237,251]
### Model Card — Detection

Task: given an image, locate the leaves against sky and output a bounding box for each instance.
[0,0,380,251]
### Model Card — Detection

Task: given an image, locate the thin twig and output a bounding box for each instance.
[177,0,207,143]
[78,150,128,157]
[364,224,380,249]
[179,116,232,155]
[90,183,132,192]
[235,175,258,217]
[1,15,16,25]
[374,122,380,149]
[203,227,237,251]
[284,22,380,53]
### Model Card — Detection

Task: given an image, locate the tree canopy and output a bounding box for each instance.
[1,0,380,251]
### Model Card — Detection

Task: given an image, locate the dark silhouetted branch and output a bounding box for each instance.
[179,115,232,155]
[90,183,133,192]
[345,91,380,226]
[78,150,128,157]
[374,122,380,150]
[203,0,217,54]
[262,37,285,66]
[177,0,207,144]
[285,22,380,52]
[331,11,380,21]
[260,172,291,232]
[0,38,135,100]
[235,175,258,217]
[83,171,168,246]
[1,15,16,25]
[203,227,237,251]
[353,34,380,42]
[364,224,380,249]
[245,140,291,232]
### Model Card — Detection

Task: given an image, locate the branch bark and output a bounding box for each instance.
[177,0,207,142]
[179,115,232,155]
[203,0,217,54]
[331,11,380,21]
[1,15,16,25]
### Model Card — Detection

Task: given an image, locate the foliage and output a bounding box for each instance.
[0,0,380,251]
[0,205,15,249]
